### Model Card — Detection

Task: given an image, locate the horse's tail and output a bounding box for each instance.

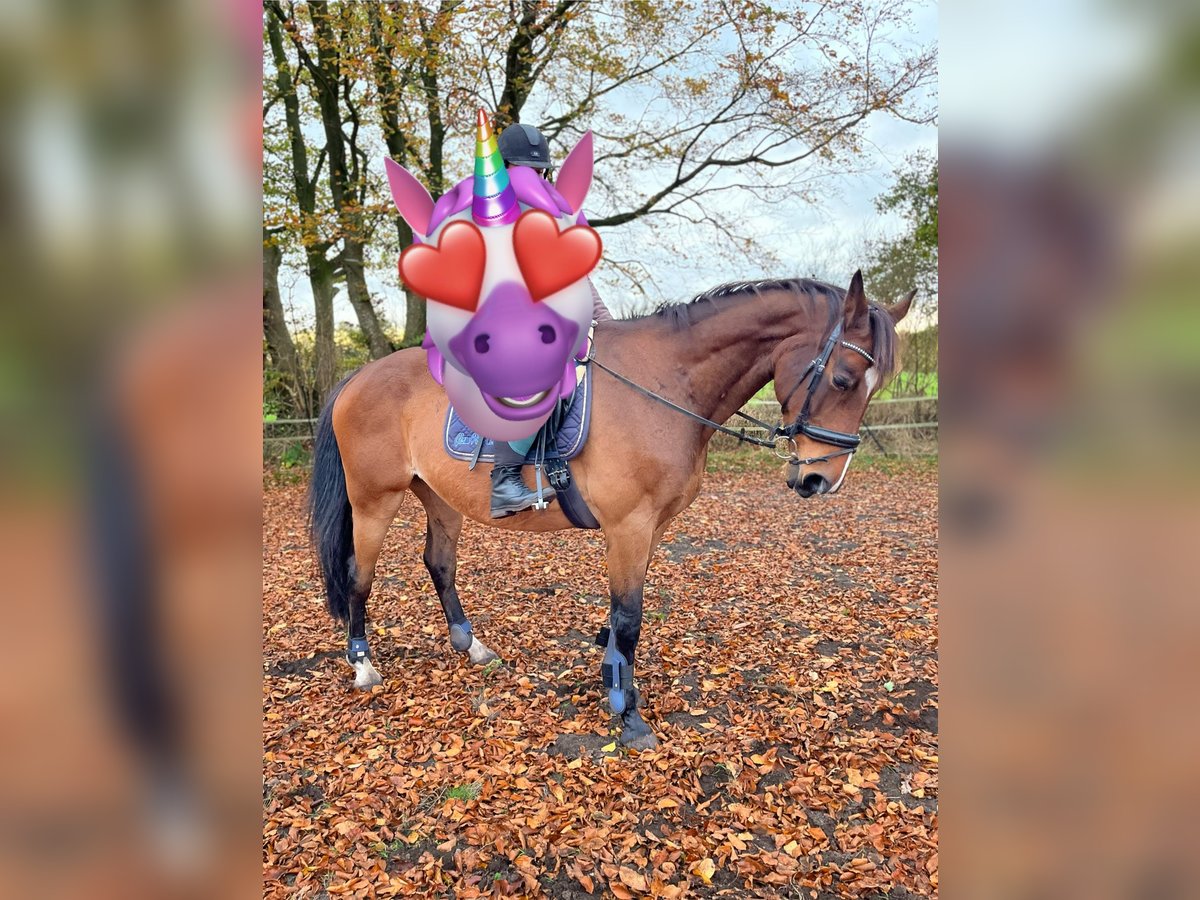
[307,373,358,624]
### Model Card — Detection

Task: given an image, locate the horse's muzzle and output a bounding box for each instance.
[788,471,830,498]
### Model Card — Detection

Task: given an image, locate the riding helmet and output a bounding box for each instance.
[497,123,553,170]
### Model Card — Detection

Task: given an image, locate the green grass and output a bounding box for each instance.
[445,782,482,801]
[874,372,938,400]
[705,447,935,477]
[752,375,938,402]
[377,839,407,859]
[705,448,782,475]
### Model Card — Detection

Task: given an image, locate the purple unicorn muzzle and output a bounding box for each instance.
[447,282,580,421]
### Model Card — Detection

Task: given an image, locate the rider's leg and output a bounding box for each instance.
[489,439,554,518]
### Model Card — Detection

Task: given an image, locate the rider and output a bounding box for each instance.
[487,123,612,518]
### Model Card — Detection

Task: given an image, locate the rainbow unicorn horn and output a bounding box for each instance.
[472,109,521,227]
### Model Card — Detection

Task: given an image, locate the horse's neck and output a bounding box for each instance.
[648,288,810,426]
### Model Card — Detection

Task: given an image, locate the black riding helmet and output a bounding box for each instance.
[498,123,553,175]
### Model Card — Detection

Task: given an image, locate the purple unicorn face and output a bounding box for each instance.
[385,111,600,441]
[446,281,580,420]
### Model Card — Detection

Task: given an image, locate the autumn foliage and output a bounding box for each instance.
[263,463,937,897]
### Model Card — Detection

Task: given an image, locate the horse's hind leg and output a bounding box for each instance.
[411,480,499,666]
[345,503,400,689]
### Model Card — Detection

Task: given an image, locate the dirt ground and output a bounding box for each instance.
[263,461,938,898]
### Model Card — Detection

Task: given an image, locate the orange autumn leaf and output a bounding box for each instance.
[619,866,648,892]
[263,451,938,899]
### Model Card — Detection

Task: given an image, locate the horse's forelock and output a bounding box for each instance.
[867,305,900,380]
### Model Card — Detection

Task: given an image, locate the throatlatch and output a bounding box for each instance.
[599,624,634,714]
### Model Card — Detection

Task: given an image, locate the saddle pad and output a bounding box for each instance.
[443,362,593,463]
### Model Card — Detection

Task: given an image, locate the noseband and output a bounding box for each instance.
[772,320,876,463]
[584,319,876,467]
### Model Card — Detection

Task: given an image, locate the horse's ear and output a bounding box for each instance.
[556,131,593,214]
[844,269,869,329]
[886,289,916,324]
[385,157,435,237]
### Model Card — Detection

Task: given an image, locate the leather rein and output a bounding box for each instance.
[584,320,876,467]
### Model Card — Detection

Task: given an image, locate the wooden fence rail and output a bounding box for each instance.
[264,396,938,446]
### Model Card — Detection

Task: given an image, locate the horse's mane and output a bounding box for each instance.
[635,277,899,377]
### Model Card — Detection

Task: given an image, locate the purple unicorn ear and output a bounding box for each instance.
[556,131,594,214]
[508,165,572,215]
[384,157,435,236]
[429,177,474,235]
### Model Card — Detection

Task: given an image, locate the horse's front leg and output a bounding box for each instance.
[602,525,659,750]
[411,481,499,666]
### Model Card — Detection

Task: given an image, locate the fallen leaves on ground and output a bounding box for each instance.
[263,465,938,898]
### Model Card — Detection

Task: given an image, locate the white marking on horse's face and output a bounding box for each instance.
[864,367,879,395]
[352,657,382,689]
[466,636,495,665]
[828,451,855,494]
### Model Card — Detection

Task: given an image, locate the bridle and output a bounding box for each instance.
[771,319,876,463]
[584,318,877,467]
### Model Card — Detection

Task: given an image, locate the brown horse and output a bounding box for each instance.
[308,271,912,748]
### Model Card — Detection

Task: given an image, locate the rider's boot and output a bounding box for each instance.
[490,442,554,518]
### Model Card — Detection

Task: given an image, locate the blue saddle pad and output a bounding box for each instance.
[443,363,593,463]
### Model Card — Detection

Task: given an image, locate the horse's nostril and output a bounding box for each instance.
[474,334,490,354]
[539,324,556,344]
[801,473,830,495]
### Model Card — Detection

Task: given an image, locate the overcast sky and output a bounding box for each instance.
[277,1,938,330]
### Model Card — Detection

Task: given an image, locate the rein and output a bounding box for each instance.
[584,321,876,467]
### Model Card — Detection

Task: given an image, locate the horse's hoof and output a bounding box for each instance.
[466,637,500,666]
[352,658,383,689]
[620,730,659,751]
[619,708,659,750]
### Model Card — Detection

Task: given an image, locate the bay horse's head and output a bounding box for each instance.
[385,111,600,440]
[774,271,914,497]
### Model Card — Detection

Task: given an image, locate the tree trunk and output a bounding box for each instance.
[308,3,393,360]
[402,290,426,347]
[262,230,300,384]
[307,248,338,404]
[266,7,338,400]
[343,240,394,359]
[367,2,429,347]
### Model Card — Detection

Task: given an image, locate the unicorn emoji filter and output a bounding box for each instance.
[385,110,602,442]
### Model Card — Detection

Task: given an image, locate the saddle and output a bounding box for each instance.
[442,357,599,529]
[443,362,592,464]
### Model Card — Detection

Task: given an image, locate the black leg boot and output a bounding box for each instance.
[490,442,555,519]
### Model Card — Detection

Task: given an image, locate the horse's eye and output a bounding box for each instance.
[539,324,556,344]
[832,373,854,391]
[474,334,490,354]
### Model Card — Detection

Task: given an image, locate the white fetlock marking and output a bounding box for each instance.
[353,657,382,688]
[466,636,494,664]
[147,779,210,878]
